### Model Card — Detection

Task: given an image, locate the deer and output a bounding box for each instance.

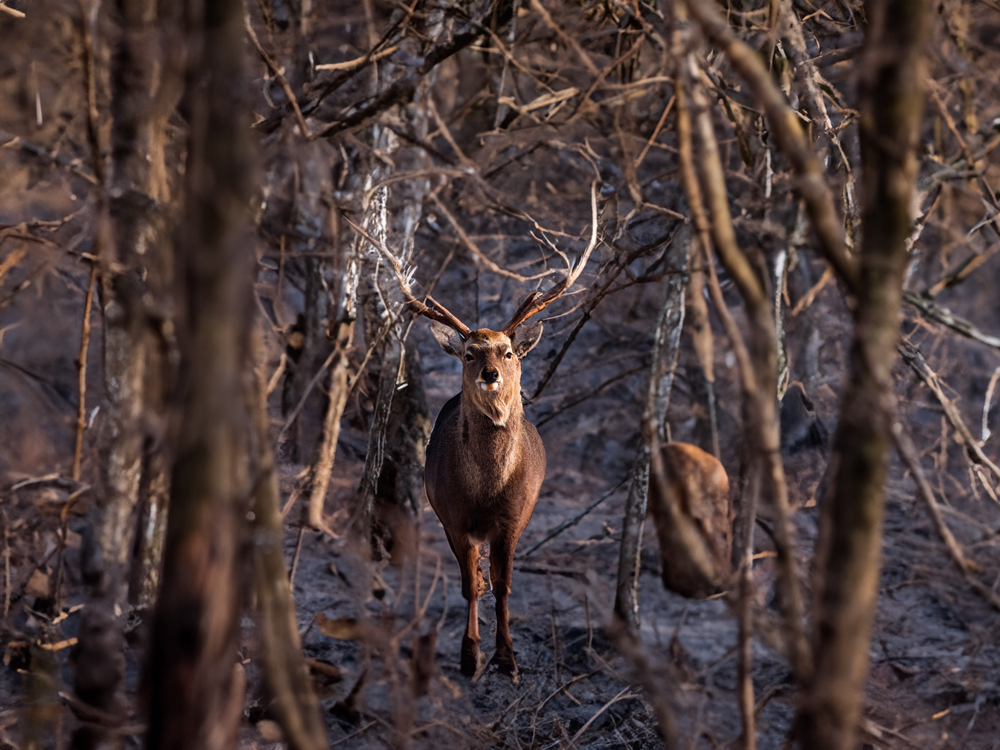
[356,183,600,682]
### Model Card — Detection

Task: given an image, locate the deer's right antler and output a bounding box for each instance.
[501,180,600,336]
[345,215,472,339]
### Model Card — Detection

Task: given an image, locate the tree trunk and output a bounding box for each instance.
[250,363,329,750]
[613,243,688,629]
[144,0,256,743]
[72,0,172,744]
[281,143,334,463]
[796,2,931,747]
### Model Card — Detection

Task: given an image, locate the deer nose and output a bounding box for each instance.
[482,368,500,384]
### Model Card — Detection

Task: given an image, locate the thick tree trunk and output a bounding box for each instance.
[796,2,931,747]
[72,0,172,744]
[143,0,256,744]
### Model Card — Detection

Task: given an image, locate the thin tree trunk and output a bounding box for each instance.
[282,144,334,463]
[353,115,432,558]
[797,2,931,747]
[72,0,169,744]
[686,50,811,684]
[144,0,256,743]
[613,245,688,629]
[250,364,328,750]
[685,238,720,459]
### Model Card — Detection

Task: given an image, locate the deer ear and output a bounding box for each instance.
[431,321,465,358]
[512,321,543,359]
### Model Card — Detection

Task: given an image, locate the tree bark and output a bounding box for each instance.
[796,1,931,747]
[72,0,172,744]
[613,244,688,629]
[144,0,256,744]
[250,364,328,750]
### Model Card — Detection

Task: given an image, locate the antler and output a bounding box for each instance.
[501,180,600,336]
[344,215,472,339]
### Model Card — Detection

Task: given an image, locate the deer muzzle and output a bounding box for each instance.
[479,368,502,392]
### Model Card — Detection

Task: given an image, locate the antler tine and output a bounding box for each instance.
[345,215,472,339]
[502,180,600,336]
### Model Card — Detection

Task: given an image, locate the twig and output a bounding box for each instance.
[982,366,1000,443]
[1,507,9,618]
[72,261,97,480]
[315,45,399,71]
[904,291,1000,352]
[892,420,1000,610]
[607,625,679,749]
[679,0,859,294]
[429,194,554,282]
[78,0,105,187]
[0,3,26,18]
[528,0,600,76]
[0,247,26,286]
[519,475,629,558]
[534,365,645,428]
[900,342,1000,487]
[568,687,634,746]
[244,15,310,139]
[926,242,999,297]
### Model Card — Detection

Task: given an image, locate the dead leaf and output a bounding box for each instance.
[314,613,362,640]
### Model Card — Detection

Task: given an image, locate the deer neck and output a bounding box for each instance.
[459,390,524,485]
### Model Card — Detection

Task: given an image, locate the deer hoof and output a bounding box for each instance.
[489,649,519,683]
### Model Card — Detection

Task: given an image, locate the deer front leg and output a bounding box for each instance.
[488,533,519,682]
[457,538,486,677]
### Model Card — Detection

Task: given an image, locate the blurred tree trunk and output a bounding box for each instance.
[143,0,256,744]
[797,1,931,747]
[281,150,333,462]
[250,362,329,750]
[72,0,173,744]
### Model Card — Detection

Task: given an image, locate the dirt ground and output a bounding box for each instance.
[3,1,1000,749]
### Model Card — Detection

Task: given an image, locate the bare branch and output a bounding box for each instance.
[343,215,471,338]
[679,0,860,294]
[501,180,600,334]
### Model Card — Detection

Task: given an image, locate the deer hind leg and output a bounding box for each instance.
[456,537,485,677]
[488,532,519,682]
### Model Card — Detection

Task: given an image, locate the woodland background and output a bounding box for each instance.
[0,0,999,749]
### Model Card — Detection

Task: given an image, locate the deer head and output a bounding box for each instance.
[431,322,543,427]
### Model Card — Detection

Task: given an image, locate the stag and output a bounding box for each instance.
[360,184,599,681]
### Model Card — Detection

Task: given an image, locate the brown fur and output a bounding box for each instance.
[648,442,733,599]
[425,323,545,681]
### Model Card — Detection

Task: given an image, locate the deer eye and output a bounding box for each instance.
[465,354,474,362]
[505,351,513,359]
